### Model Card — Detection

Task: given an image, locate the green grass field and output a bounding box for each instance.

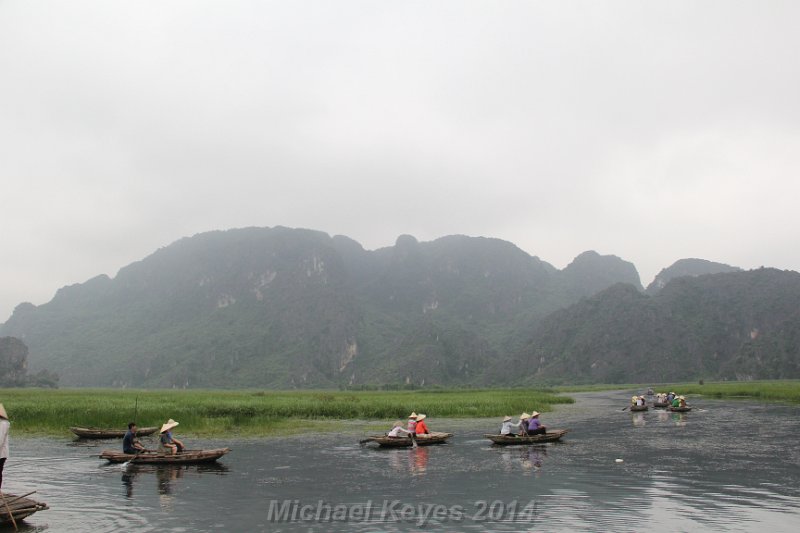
[0,388,574,437]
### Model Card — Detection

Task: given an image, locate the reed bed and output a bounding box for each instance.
[672,380,800,404]
[0,388,573,437]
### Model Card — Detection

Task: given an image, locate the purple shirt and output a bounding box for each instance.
[528,418,541,431]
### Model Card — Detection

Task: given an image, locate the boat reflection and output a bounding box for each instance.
[387,447,429,477]
[121,463,229,499]
[495,445,547,476]
[631,412,646,427]
[671,412,687,427]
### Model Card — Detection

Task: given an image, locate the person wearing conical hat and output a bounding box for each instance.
[0,404,9,490]
[518,413,531,436]
[387,421,412,438]
[158,419,184,455]
[671,395,681,409]
[414,414,430,436]
[500,415,522,436]
[526,411,547,436]
[407,412,417,434]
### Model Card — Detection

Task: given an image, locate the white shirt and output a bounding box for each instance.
[388,426,411,437]
[500,421,521,435]
[0,419,9,459]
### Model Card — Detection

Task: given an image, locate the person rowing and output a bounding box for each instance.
[123,422,147,454]
[518,413,531,436]
[500,415,522,436]
[387,421,413,438]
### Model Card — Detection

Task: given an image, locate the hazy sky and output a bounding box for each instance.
[2,1,799,321]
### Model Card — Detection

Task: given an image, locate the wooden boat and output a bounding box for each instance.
[630,405,649,412]
[361,432,453,447]
[652,401,670,408]
[668,406,692,412]
[70,426,159,439]
[484,429,569,445]
[0,492,49,525]
[100,448,231,464]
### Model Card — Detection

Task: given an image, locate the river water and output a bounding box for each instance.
[4,390,800,532]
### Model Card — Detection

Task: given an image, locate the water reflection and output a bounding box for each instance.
[631,412,646,427]
[494,446,547,476]
[9,394,800,532]
[120,463,229,499]
[671,412,687,427]
[387,447,429,477]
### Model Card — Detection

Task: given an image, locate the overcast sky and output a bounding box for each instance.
[1,1,799,321]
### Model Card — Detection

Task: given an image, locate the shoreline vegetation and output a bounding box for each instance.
[1,388,574,437]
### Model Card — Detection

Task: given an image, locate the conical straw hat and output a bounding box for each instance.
[160,419,179,433]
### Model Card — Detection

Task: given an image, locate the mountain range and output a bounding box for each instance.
[2,226,797,388]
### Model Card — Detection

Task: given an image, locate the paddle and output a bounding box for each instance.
[0,491,36,507]
[621,406,629,411]
[121,448,149,469]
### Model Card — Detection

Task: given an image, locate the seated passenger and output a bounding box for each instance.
[159,419,184,455]
[414,414,430,435]
[527,411,547,435]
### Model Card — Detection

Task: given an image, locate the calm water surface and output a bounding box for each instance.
[5,391,800,532]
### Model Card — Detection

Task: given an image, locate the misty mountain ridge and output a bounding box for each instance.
[3,226,795,388]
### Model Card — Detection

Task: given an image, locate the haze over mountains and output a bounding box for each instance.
[2,227,797,388]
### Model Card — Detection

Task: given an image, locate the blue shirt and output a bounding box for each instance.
[160,431,173,445]
[528,418,541,431]
[122,430,138,454]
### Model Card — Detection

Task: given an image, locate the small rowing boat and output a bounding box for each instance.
[652,401,670,408]
[484,429,569,445]
[71,426,159,439]
[361,431,453,447]
[668,406,692,412]
[0,492,49,525]
[100,448,231,464]
[630,405,649,412]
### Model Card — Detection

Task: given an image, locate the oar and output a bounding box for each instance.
[0,491,36,507]
[0,492,18,531]
[621,406,629,411]
[121,448,148,469]
[358,437,374,446]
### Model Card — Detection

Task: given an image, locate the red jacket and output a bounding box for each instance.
[415,420,430,434]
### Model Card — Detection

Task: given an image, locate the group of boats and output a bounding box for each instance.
[360,428,570,447]
[630,390,694,412]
